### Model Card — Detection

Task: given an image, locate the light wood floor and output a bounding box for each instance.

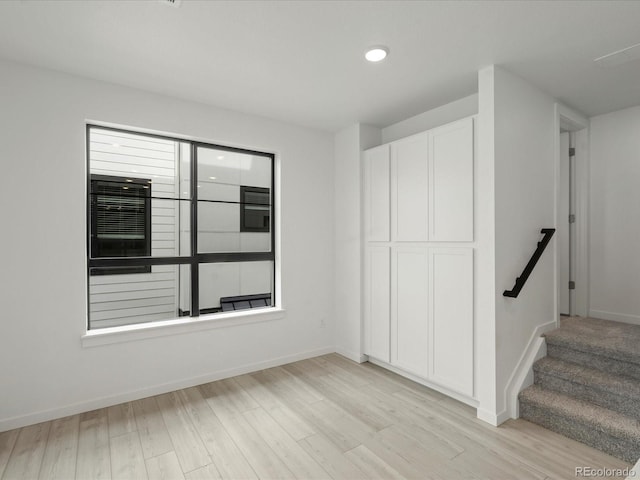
[0,354,631,480]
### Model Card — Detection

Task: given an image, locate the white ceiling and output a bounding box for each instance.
[1,0,640,132]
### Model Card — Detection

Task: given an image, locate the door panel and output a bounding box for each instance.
[364,246,390,361]
[429,117,474,241]
[428,248,473,396]
[363,145,390,241]
[392,247,428,377]
[392,133,429,241]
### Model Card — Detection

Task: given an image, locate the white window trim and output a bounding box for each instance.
[81,307,286,347]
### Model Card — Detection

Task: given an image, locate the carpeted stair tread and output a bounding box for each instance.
[519,384,640,441]
[519,385,640,463]
[544,317,640,366]
[534,356,640,418]
[534,356,640,398]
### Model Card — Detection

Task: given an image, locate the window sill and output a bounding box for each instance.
[81,307,286,348]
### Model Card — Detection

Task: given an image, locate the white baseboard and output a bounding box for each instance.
[476,407,510,426]
[590,310,640,326]
[334,347,367,363]
[0,346,334,433]
[504,320,555,421]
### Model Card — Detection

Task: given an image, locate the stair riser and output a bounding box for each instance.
[547,344,640,380]
[520,400,640,464]
[534,371,640,420]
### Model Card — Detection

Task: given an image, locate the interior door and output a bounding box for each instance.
[558,132,570,315]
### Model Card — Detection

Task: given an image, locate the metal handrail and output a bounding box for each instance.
[503,228,556,298]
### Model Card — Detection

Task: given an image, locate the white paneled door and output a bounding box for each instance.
[429,117,474,242]
[363,144,390,242]
[428,248,474,396]
[392,247,429,377]
[392,132,429,242]
[365,246,391,362]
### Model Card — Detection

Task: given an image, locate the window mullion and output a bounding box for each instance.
[190,142,199,317]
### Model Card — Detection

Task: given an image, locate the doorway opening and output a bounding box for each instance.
[555,105,589,321]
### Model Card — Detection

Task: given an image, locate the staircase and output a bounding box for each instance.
[519,317,640,463]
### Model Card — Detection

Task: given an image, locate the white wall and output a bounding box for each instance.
[491,66,557,422]
[0,59,335,430]
[381,94,478,144]
[590,105,640,324]
[475,67,498,424]
[333,124,381,362]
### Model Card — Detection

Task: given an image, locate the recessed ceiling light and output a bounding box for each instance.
[365,46,389,62]
[209,176,217,180]
[217,156,224,160]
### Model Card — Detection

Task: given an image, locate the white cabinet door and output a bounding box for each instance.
[429,117,474,241]
[392,132,429,242]
[391,247,429,377]
[363,145,390,242]
[428,247,473,396]
[364,246,390,362]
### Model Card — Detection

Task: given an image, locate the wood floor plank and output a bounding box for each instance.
[132,397,173,460]
[155,392,211,474]
[1,355,630,479]
[184,462,223,480]
[321,354,394,389]
[362,430,440,479]
[109,431,147,480]
[298,433,369,480]
[145,451,185,480]
[235,373,316,440]
[268,406,316,441]
[198,378,259,413]
[177,387,257,480]
[212,405,295,479]
[0,429,19,479]
[2,422,50,480]
[234,373,285,411]
[287,364,394,431]
[305,355,371,387]
[344,444,406,480]
[38,415,79,480]
[76,409,111,480]
[297,398,377,453]
[255,366,324,404]
[243,407,329,479]
[107,402,137,438]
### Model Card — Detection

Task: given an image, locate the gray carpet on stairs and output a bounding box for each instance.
[519,317,640,464]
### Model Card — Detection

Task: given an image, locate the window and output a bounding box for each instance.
[87,126,275,330]
[90,175,151,276]
[240,186,270,232]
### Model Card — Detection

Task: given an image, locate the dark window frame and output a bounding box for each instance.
[86,124,276,329]
[90,174,152,276]
[240,186,270,233]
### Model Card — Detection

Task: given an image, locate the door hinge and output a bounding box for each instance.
[569,281,576,290]
[569,147,576,157]
[569,214,576,224]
